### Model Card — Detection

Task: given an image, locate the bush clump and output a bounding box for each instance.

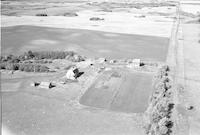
[36,13,48,16]
[90,17,104,21]
[23,59,52,64]
[22,51,84,62]
[0,62,49,72]
[18,64,49,72]
[63,12,78,17]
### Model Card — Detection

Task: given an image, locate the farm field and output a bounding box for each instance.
[80,69,153,113]
[2,25,169,61]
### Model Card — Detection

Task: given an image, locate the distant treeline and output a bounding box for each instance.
[0,50,85,72]
[1,50,85,62]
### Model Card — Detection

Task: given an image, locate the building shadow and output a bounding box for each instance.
[75,72,84,79]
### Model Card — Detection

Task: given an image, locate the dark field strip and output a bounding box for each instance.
[80,70,153,113]
[2,25,169,62]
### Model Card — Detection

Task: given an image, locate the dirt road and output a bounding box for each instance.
[174,1,200,135]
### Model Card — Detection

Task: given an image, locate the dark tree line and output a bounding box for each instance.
[0,50,85,72]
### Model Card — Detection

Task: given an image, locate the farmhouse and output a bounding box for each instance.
[39,82,54,89]
[66,66,79,80]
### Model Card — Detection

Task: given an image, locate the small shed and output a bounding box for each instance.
[66,66,79,80]
[127,59,141,68]
[39,82,54,89]
[97,58,107,63]
[110,59,117,64]
[132,59,141,67]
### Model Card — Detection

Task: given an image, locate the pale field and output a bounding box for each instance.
[1,0,176,37]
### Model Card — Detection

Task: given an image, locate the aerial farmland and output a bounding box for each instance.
[1,0,200,135]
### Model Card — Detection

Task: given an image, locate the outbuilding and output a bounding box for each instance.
[127,59,141,68]
[65,66,79,80]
